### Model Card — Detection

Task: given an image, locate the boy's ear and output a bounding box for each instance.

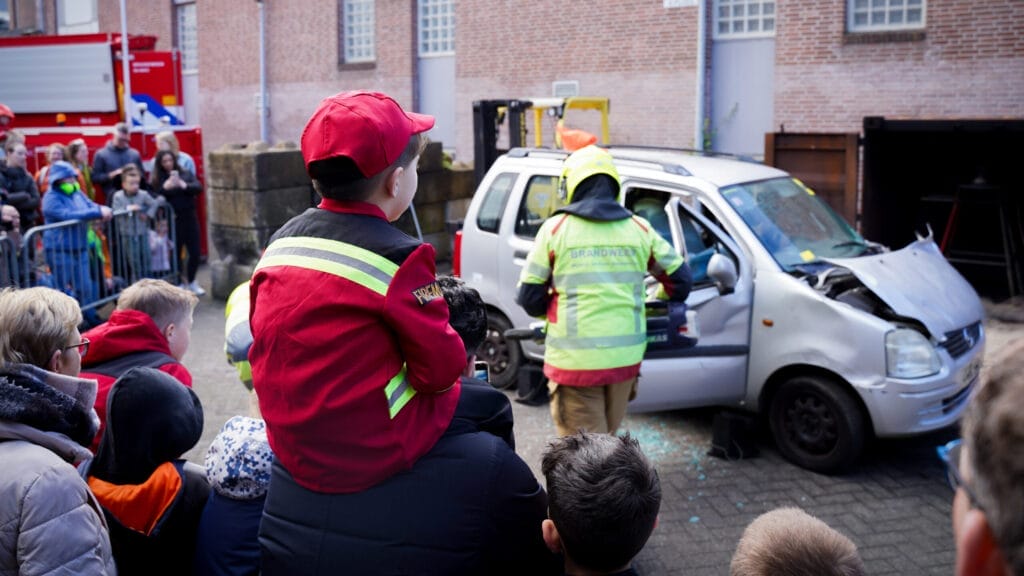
[163,321,176,341]
[956,509,1009,576]
[385,165,404,198]
[541,519,562,554]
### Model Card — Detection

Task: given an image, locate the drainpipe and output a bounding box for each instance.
[119,0,132,127]
[257,0,269,143]
[35,0,44,32]
[693,0,707,151]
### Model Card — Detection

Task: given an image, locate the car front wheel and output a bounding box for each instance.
[769,375,865,473]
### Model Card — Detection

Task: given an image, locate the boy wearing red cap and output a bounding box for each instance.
[248,91,466,496]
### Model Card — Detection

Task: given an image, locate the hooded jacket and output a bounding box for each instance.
[250,199,465,493]
[81,309,193,451]
[0,364,116,576]
[517,176,692,386]
[82,367,208,576]
[41,180,104,252]
[259,378,560,576]
[194,417,272,576]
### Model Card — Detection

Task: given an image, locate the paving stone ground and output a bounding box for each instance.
[183,266,1022,576]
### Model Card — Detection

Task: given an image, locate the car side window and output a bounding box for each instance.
[475,172,517,233]
[678,205,738,286]
[514,175,562,239]
[625,189,673,245]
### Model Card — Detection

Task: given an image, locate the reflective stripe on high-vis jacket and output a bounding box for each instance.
[255,236,416,416]
[520,213,683,374]
[255,236,399,296]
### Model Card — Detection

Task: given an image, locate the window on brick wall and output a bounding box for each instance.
[57,0,98,34]
[340,0,375,63]
[714,0,775,39]
[848,0,925,32]
[0,0,10,31]
[175,1,198,73]
[419,0,455,56]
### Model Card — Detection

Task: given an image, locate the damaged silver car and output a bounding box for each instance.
[458,147,985,472]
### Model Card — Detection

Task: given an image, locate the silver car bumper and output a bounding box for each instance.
[860,331,985,437]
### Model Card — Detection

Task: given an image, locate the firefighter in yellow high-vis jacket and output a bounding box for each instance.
[517,145,692,436]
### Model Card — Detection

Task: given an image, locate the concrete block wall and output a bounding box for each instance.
[393,142,476,262]
[205,142,313,298]
[206,140,475,299]
[774,0,1024,133]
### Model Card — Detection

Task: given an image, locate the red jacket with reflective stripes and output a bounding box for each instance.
[249,200,465,493]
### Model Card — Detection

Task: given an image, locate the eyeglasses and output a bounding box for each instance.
[63,337,90,358]
[937,439,983,510]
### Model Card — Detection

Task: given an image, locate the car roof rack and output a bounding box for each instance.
[605,144,761,164]
[506,146,694,177]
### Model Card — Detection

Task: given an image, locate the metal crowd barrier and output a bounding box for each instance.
[0,234,19,288]
[14,202,179,312]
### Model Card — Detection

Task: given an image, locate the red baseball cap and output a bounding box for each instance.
[300,91,435,178]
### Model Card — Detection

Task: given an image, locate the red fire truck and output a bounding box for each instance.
[0,33,208,255]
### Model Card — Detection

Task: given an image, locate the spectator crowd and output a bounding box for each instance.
[0,118,204,317]
[2,92,1023,576]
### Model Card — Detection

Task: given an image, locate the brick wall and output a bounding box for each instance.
[774,0,1024,133]
[94,0,172,49]
[454,0,702,161]
[197,0,416,154]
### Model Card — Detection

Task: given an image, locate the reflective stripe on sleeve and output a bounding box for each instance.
[384,364,416,419]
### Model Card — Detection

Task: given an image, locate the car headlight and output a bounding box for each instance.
[886,328,941,378]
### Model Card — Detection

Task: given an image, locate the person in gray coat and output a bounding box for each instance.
[0,287,116,575]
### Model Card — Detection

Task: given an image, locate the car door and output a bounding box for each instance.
[500,172,563,362]
[626,186,754,411]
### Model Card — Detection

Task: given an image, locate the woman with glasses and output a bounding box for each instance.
[0,287,116,574]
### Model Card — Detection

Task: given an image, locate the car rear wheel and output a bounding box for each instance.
[769,375,865,473]
[477,312,521,390]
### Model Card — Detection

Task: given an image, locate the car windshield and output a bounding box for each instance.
[721,177,866,271]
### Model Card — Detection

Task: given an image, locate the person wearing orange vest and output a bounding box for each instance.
[518,146,692,437]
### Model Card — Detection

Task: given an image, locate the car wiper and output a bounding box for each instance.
[831,240,868,250]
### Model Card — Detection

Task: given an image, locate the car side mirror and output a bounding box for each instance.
[707,253,737,295]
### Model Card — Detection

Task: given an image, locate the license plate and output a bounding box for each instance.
[959,357,982,387]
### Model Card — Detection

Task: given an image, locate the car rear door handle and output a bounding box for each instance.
[513,250,529,260]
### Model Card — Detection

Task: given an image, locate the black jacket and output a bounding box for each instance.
[154,168,202,215]
[82,367,209,576]
[0,165,40,227]
[259,378,560,576]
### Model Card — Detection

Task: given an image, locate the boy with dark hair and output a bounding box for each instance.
[249,91,466,496]
[81,278,197,450]
[541,431,661,576]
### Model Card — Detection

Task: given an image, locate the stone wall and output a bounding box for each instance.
[205,142,313,299]
[205,141,475,300]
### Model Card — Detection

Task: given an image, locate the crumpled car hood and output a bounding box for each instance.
[825,239,983,337]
